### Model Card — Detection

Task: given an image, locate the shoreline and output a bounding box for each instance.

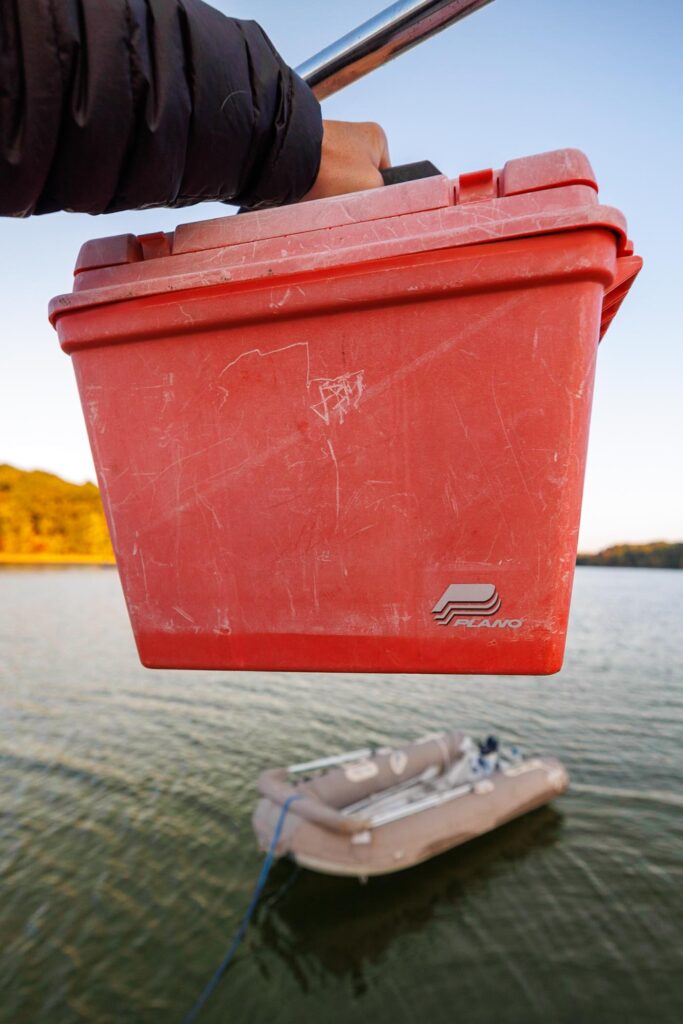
[0,553,116,566]
[1,555,680,570]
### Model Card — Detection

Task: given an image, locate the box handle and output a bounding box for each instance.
[381,161,443,186]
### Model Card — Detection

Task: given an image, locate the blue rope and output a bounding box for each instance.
[183,794,302,1024]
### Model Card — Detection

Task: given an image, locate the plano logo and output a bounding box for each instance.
[432,584,523,629]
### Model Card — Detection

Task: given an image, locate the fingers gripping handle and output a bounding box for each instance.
[238,160,442,212]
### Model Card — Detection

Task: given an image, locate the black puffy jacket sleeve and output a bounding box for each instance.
[0,0,323,216]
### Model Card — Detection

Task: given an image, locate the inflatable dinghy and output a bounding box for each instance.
[252,732,569,878]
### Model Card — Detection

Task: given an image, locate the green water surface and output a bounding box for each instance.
[1,567,682,1023]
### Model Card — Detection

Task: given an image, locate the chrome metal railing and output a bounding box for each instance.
[296,0,494,99]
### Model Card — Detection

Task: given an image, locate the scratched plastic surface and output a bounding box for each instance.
[50,149,641,674]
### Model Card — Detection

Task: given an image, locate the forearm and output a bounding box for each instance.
[0,0,322,216]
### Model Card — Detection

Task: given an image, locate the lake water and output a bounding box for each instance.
[1,566,682,1023]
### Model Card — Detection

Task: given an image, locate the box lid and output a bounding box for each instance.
[50,149,633,325]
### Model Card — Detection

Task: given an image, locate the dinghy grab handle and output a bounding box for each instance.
[258,769,371,835]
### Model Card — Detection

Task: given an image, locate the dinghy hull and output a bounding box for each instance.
[253,736,568,878]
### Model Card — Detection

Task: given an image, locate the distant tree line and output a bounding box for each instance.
[577,542,683,569]
[1,463,680,569]
[0,464,114,560]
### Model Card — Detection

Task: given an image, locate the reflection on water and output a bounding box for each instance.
[261,807,563,992]
[1,566,682,1023]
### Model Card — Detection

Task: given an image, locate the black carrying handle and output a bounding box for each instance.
[380,160,442,186]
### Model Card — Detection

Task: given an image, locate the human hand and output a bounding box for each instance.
[302,120,390,202]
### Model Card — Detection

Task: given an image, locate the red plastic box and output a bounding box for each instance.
[50,149,641,674]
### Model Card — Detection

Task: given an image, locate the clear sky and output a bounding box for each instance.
[1,0,681,551]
